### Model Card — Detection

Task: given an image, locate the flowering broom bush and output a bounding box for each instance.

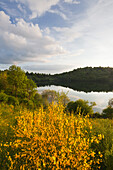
[1,102,103,169]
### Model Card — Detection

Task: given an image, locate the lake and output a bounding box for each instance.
[37,85,113,113]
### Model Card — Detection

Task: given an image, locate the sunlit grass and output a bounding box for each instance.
[91,118,113,169]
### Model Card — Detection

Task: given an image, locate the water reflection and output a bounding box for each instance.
[37,85,113,113]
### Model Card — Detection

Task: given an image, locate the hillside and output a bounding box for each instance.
[26,67,113,92]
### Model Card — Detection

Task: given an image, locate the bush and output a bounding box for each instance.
[7,96,19,106]
[21,98,34,108]
[102,106,113,119]
[0,92,8,103]
[67,99,94,116]
[3,103,103,169]
[33,93,43,108]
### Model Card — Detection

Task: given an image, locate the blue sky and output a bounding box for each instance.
[0,0,113,73]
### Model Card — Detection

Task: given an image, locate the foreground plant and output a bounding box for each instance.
[2,103,103,169]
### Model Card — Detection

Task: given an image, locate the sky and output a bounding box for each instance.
[0,0,113,74]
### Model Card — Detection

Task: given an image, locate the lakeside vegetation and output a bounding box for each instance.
[0,65,113,169]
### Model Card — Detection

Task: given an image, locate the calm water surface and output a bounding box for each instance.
[37,85,113,113]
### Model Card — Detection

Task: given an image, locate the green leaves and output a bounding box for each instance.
[0,65,38,108]
[67,99,94,116]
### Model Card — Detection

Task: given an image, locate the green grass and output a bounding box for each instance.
[91,118,113,170]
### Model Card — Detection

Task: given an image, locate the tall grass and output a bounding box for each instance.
[91,118,113,170]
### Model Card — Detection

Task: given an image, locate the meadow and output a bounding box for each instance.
[0,102,113,170]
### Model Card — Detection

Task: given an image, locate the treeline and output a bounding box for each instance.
[26,67,113,92]
[55,67,113,83]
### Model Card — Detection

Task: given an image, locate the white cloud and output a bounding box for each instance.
[53,26,83,42]
[0,11,66,64]
[64,0,80,4]
[52,0,113,67]
[49,9,67,20]
[17,4,26,15]
[81,0,113,55]
[3,32,27,48]
[0,1,21,17]
[14,0,60,18]
[23,64,73,74]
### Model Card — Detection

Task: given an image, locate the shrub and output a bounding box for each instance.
[7,95,19,106]
[0,92,8,103]
[21,98,34,109]
[3,103,103,169]
[102,106,113,119]
[33,93,43,108]
[67,99,94,116]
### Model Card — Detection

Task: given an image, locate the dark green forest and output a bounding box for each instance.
[26,66,113,92]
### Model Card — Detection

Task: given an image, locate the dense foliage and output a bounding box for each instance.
[0,65,43,108]
[67,99,96,116]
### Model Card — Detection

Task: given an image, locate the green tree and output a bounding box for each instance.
[7,95,19,106]
[102,106,113,119]
[42,90,58,104]
[7,65,28,97]
[58,91,70,105]
[41,90,70,105]
[0,91,8,103]
[0,65,38,108]
[0,71,8,92]
[7,65,37,100]
[26,79,37,100]
[67,99,94,116]
[102,98,113,119]
[33,93,43,108]
[108,98,113,107]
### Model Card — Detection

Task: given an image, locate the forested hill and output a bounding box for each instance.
[26,67,113,92]
[26,67,113,83]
